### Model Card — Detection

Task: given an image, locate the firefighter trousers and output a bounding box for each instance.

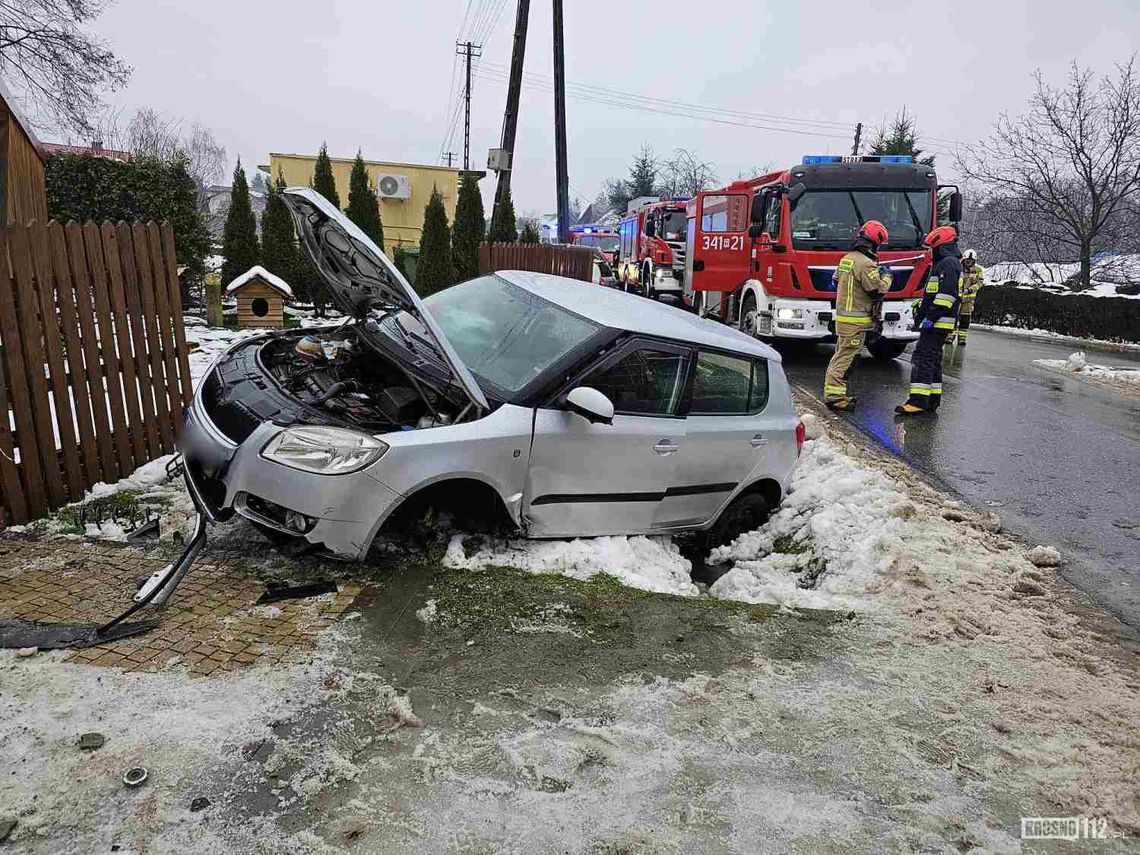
[823,322,867,401]
[906,329,947,409]
[956,313,973,342]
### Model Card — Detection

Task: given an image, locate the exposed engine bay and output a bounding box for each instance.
[261,325,463,432]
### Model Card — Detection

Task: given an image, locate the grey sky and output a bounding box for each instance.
[88,0,1139,216]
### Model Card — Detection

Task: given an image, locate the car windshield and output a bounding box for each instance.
[419,275,601,395]
[661,211,687,241]
[789,189,932,250]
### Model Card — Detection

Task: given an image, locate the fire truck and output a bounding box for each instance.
[568,225,619,266]
[684,155,962,360]
[617,198,690,301]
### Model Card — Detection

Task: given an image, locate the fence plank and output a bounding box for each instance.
[79,223,131,477]
[160,223,194,410]
[0,233,31,523]
[130,223,173,452]
[147,224,183,435]
[28,222,83,500]
[6,225,65,507]
[107,223,158,460]
[47,222,101,489]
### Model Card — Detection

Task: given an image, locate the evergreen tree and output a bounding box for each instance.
[451,172,485,280]
[488,185,518,243]
[416,187,454,296]
[869,108,935,165]
[220,159,260,286]
[261,174,305,300]
[311,142,341,208]
[345,150,384,250]
[627,143,660,197]
[519,219,541,243]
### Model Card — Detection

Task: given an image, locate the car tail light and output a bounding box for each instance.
[795,420,806,455]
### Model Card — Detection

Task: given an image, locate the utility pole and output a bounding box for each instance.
[552,0,570,244]
[442,151,457,167]
[492,0,531,226]
[455,40,483,170]
[851,122,863,156]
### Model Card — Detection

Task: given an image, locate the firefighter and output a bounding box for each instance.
[955,248,984,346]
[823,220,893,411]
[896,226,961,415]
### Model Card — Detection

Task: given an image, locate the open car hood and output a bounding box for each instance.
[281,187,490,412]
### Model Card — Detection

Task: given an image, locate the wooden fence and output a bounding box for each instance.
[479,242,596,282]
[0,220,193,527]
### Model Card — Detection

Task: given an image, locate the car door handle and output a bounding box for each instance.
[654,440,679,455]
[750,434,768,447]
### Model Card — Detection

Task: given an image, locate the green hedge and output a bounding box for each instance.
[973,285,1140,343]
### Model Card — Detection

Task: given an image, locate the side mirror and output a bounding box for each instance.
[748,224,764,239]
[787,182,807,205]
[949,191,963,224]
[749,193,765,225]
[644,221,656,238]
[565,386,614,425]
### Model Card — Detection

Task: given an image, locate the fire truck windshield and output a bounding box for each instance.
[788,189,932,250]
[661,210,687,240]
[579,235,618,252]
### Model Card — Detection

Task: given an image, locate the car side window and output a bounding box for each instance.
[581,347,688,416]
[690,352,770,415]
[763,192,782,241]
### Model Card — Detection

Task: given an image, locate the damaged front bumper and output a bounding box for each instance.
[180,397,401,559]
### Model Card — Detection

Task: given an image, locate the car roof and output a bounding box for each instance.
[496,271,781,361]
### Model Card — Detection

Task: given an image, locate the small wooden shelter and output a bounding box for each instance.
[226,265,292,328]
[0,79,49,225]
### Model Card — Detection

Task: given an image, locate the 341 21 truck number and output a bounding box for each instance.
[701,235,744,251]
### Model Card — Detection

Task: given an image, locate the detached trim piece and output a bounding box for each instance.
[531,482,736,506]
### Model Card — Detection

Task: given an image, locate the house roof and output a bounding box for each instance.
[0,78,47,163]
[225,265,293,298]
[41,142,132,162]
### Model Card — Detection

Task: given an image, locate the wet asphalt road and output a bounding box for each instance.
[780,329,1140,630]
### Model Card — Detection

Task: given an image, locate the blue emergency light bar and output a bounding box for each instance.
[802,155,914,165]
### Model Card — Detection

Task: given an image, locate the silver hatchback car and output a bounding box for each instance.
[178,188,804,560]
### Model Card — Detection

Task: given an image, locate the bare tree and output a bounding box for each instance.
[180,122,228,200]
[659,148,718,198]
[0,0,131,136]
[126,107,182,159]
[957,58,1140,290]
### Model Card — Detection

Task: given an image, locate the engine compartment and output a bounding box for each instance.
[261,326,459,431]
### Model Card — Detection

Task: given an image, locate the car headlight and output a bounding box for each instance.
[261,426,388,474]
[776,307,803,320]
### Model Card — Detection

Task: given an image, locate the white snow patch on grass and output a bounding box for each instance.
[444,533,698,598]
[708,438,909,611]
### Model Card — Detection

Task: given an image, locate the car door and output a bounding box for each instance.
[524,340,690,537]
[654,350,775,528]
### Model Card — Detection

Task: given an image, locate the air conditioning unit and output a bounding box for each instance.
[376,173,411,200]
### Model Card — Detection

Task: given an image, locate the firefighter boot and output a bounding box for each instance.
[826,396,858,412]
[895,402,928,416]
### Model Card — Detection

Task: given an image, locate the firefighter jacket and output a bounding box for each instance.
[916,243,962,331]
[834,247,892,327]
[959,265,984,315]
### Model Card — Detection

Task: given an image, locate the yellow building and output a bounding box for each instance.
[261,152,469,249]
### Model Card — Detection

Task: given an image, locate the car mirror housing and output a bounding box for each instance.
[565,386,614,425]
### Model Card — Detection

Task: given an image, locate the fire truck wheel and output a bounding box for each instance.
[739,293,759,337]
[867,337,909,360]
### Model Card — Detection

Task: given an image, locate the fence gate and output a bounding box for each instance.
[479,242,596,282]
[0,220,193,527]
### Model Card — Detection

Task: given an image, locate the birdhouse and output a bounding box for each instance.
[225,266,292,328]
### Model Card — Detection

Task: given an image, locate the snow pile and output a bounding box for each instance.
[444,533,698,597]
[799,411,826,440]
[708,438,910,611]
[987,255,1140,299]
[1033,352,1140,386]
[225,265,294,298]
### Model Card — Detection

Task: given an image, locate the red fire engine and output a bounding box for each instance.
[617,198,690,301]
[684,155,962,360]
[568,225,619,266]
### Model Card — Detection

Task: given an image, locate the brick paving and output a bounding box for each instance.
[0,539,363,676]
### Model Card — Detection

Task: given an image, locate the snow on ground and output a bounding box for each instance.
[973,323,1140,352]
[987,255,1140,298]
[444,533,699,597]
[1033,351,1140,387]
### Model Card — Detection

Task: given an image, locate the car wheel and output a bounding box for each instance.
[707,493,770,550]
[739,293,759,337]
[867,336,909,360]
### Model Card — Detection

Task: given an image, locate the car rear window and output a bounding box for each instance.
[689,352,769,415]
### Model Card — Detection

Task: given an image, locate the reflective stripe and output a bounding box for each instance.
[836,314,872,325]
[926,278,940,293]
[931,384,943,394]
[909,386,932,396]
[933,319,955,329]
[824,384,847,395]
[932,295,956,308]
[837,258,854,271]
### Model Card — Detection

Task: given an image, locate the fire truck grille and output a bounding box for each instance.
[666,240,686,270]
